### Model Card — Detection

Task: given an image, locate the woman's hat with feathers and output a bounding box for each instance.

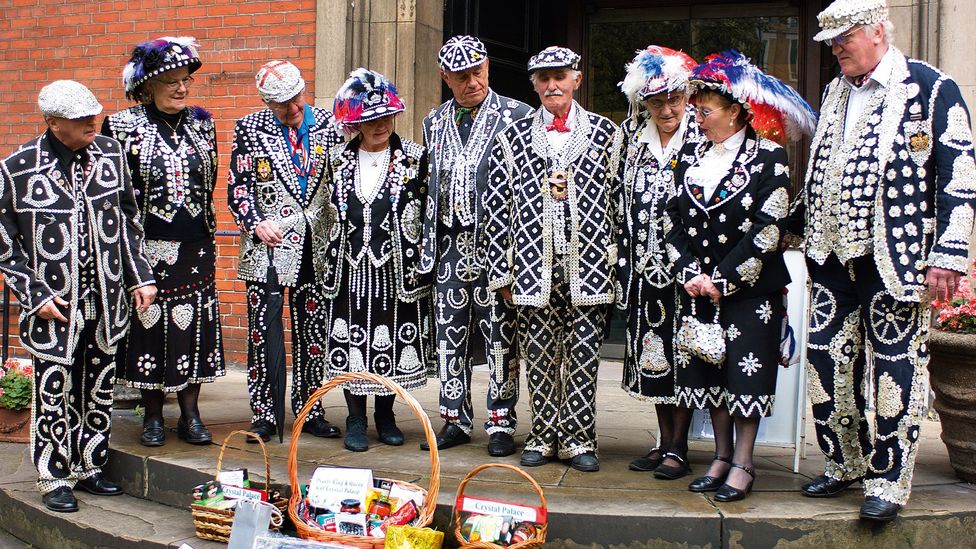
[333,68,405,130]
[122,36,201,98]
[620,45,697,122]
[690,49,817,144]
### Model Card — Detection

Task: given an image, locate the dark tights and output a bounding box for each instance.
[141,383,203,423]
[704,406,760,490]
[655,403,692,459]
[343,390,396,418]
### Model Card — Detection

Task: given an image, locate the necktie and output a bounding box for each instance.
[454,106,474,126]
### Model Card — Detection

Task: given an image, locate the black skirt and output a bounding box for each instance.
[117,237,226,391]
[622,274,677,403]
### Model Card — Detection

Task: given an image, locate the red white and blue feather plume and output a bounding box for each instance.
[620,46,697,123]
[690,49,816,144]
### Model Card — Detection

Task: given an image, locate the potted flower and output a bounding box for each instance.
[929,258,976,483]
[0,357,32,443]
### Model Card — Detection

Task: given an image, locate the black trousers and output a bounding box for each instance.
[32,296,115,494]
[806,254,930,505]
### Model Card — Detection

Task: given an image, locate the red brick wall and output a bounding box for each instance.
[0,0,319,365]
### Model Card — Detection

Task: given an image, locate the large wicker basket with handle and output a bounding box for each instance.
[453,463,547,549]
[190,429,286,542]
[287,371,440,548]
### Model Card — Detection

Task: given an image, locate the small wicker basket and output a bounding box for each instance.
[287,371,441,549]
[190,429,286,542]
[453,463,547,549]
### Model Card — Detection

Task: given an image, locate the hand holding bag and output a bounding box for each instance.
[676,297,725,365]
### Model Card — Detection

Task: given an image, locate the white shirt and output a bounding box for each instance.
[685,127,747,201]
[843,46,896,142]
[541,103,576,153]
[638,113,689,166]
[357,147,388,202]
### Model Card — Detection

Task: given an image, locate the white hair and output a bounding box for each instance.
[529,69,581,86]
[865,19,895,44]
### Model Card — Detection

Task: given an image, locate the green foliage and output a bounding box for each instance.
[0,359,33,411]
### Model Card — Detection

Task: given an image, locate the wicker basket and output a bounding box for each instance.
[287,371,441,549]
[190,429,287,542]
[453,463,547,549]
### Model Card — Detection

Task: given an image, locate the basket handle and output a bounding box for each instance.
[452,463,547,547]
[286,372,440,524]
[215,429,273,487]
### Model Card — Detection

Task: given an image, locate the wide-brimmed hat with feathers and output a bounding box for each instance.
[122,36,201,99]
[333,68,405,130]
[690,49,816,144]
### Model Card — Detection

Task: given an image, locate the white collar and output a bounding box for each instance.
[844,46,897,90]
[541,102,576,128]
[710,126,747,155]
[638,113,689,146]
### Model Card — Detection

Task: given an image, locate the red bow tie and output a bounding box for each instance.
[546,112,570,133]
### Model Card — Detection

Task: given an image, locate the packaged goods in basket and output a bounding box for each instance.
[456,495,547,547]
[297,466,426,540]
[383,525,445,549]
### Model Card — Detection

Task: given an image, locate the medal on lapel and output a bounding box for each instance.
[549,169,569,201]
[255,157,273,182]
[909,130,930,152]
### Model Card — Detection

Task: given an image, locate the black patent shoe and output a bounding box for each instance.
[487,432,516,457]
[177,416,212,445]
[42,487,78,513]
[246,419,274,443]
[653,452,692,480]
[629,447,663,472]
[302,417,342,438]
[801,474,862,498]
[570,452,600,472]
[419,423,471,451]
[374,412,404,446]
[345,415,369,452]
[519,450,550,467]
[75,473,123,496]
[714,463,755,502]
[140,418,165,447]
[859,496,901,522]
[688,455,732,493]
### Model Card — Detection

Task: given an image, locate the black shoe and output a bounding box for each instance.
[302,417,342,438]
[570,452,600,472]
[42,487,78,513]
[519,450,549,468]
[859,496,901,522]
[801,474,862,498]
[487,432,516,457]
[374,412,404,446]
[177,416,212,445]
[419,423,471,451]
[654,452,692,480]
[714,463,755,502]
[140,418,165,447]
[76,473,123,496]
[688,455,732,493]
[629,447,663,472]
[345,415,369,452]
[246,420,275,443]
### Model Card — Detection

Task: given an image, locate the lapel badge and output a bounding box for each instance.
[909,102,923,120]
[549,169,569,201]
[909,130,930,152]
[255,157,273,182]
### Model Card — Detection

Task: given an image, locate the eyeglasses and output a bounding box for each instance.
[158,76,194,90]
[694,105,727,119]
[646,94,686,110]
[831,26,864,46]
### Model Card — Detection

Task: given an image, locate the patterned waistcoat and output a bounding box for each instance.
[483,102,623,308]
[803,49,976,301]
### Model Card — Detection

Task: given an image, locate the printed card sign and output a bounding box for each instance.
[458,495,545,523]
[223,484,267,502]
[307,467,373,510]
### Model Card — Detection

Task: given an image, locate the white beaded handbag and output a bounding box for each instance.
[676,298,726,366]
